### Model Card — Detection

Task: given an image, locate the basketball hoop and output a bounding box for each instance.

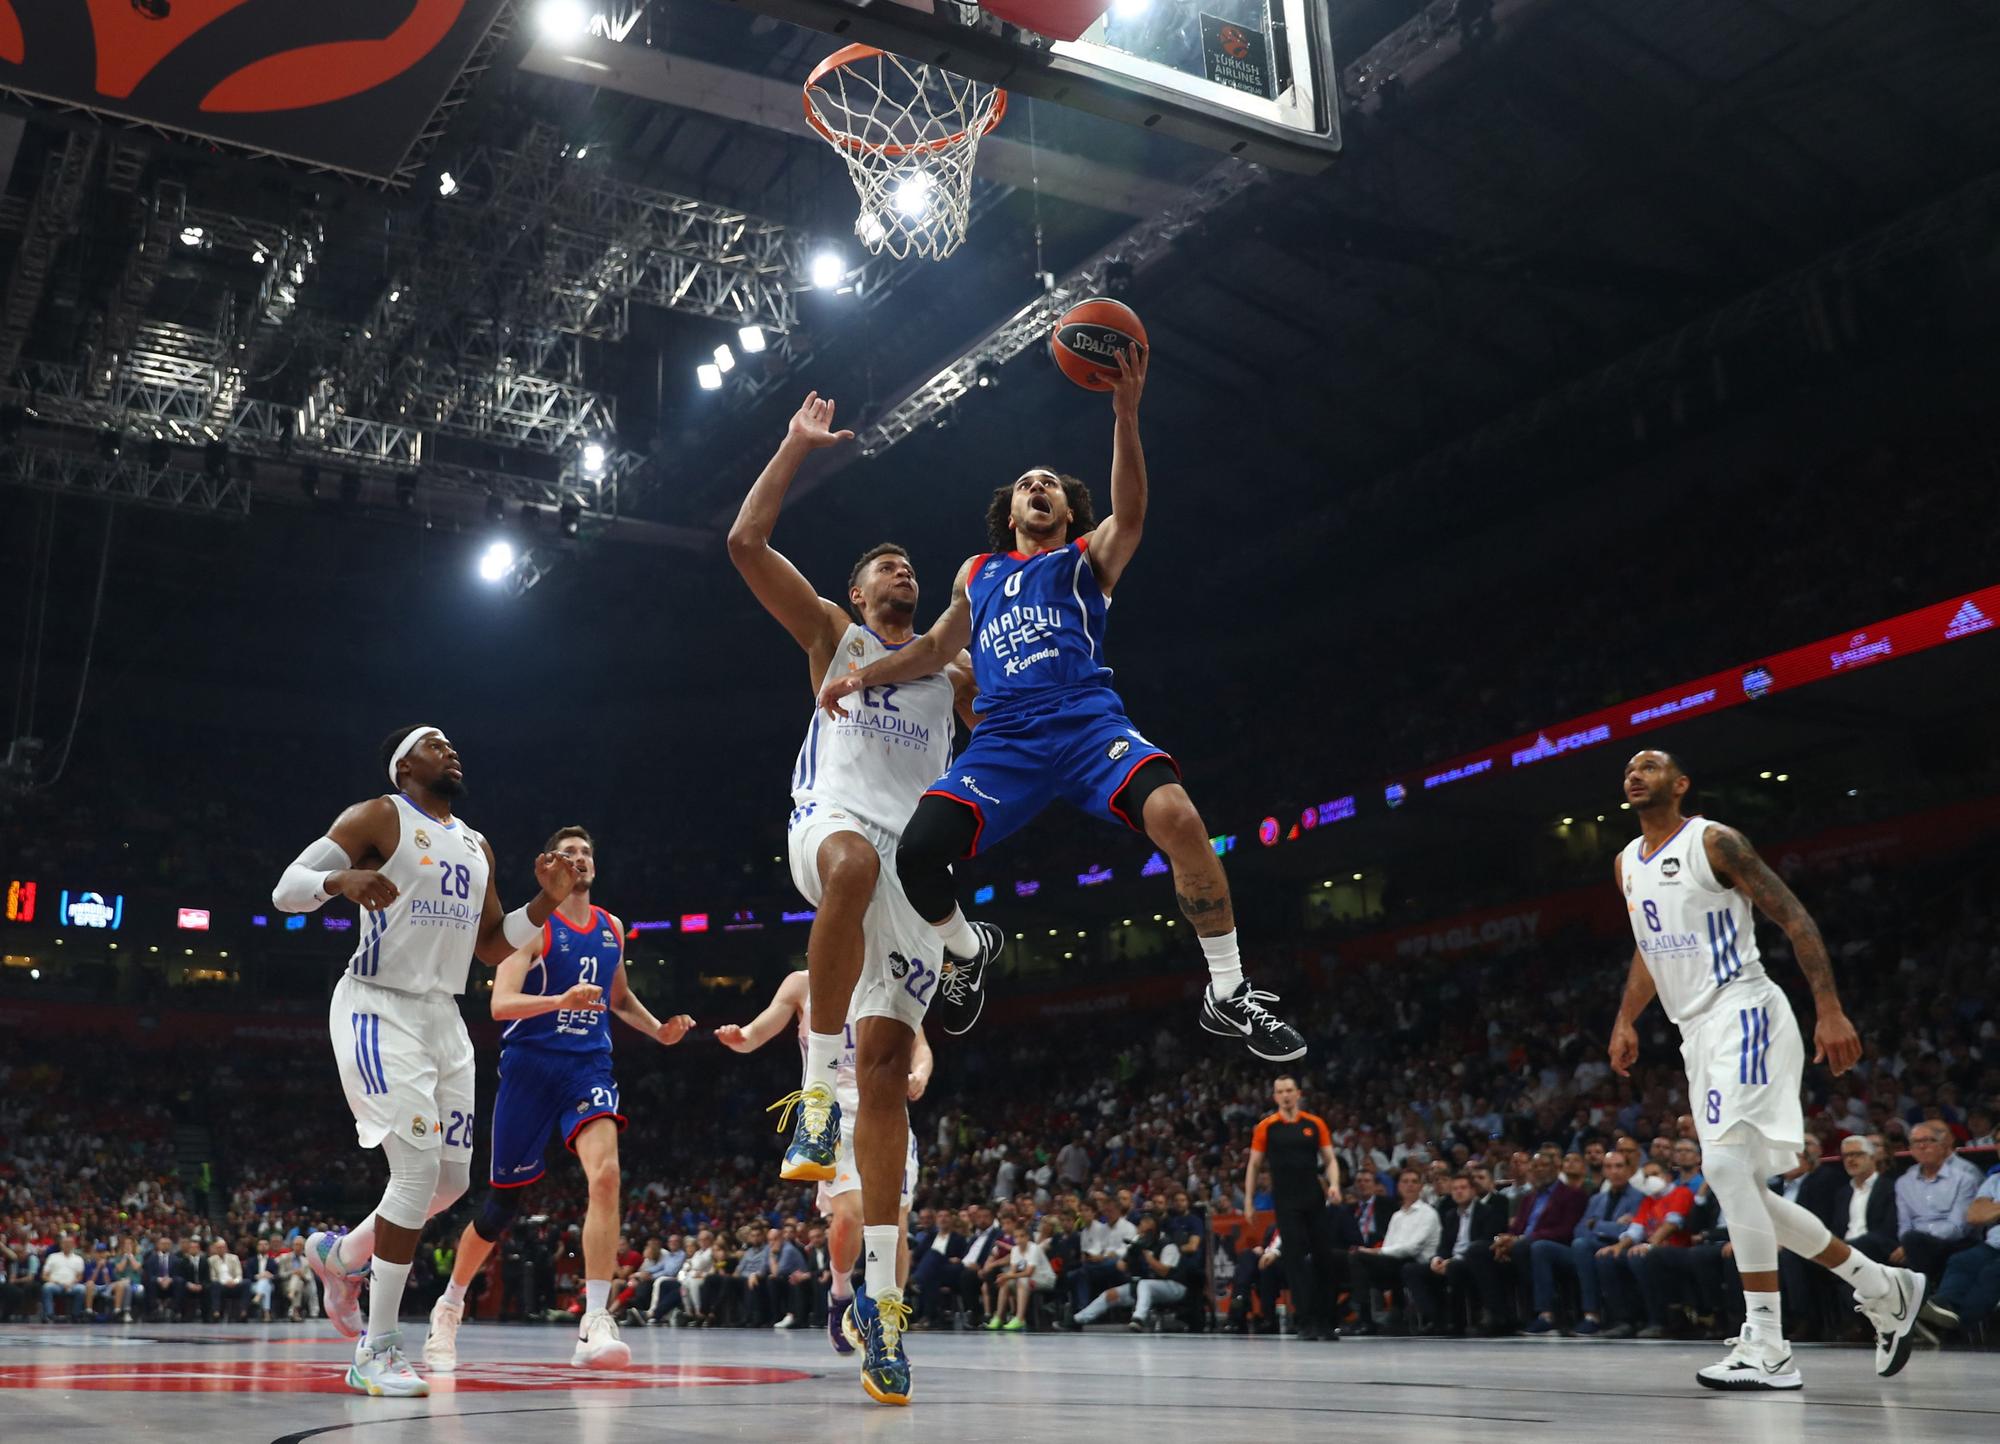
[803,44,1006,262]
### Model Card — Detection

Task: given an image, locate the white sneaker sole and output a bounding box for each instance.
[572,1339,632,1369]
[345,1367,429,1398]
[1696,1365,1802,1391]
[1873,1268,1926,1377]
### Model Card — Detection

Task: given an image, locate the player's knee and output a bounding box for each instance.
[473,1187,522,1244]
[1142,786,1204,848]
[379,1142,442,1230]
[585,1157,621,1202]
[429,1158,471,1217]
[817,835,880,902]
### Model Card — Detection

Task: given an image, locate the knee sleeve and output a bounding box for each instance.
[375,1134,443,1231]
[472,1186,525,1244]
[428,1156,471,1218]
[1702,1139,1822,1275]
[1114,756,1182,832]
[896,795,975,922]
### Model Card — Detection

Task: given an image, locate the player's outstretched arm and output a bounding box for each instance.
[727,393,853,659]
[1086,343,1147,595]
[274,797,399,913]
[490,945,601,1020]
[818,557,976,716]
[715,971,808,1053]
[1702,823,1860,1074]
[603,927,696,1045]
[472,843,582,967]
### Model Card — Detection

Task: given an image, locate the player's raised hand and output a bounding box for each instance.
[332,869,399,912]
[1607,1016,1639,1076]
[787,392,855,450]
[714,1023,754,1053]
[535,850,583,901]
[1813,1007,1862,1076]
[816,670,865,719]
[1108,342,1147,421]
[558,981,604,1011]
[656,1014,696,1046]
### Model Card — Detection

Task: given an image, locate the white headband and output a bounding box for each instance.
[389,726,442,788]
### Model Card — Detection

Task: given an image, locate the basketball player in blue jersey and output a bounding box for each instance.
[817,346,1305,1064]
[1608,749,1925,1391]
[272,724,582,1397]
[730,392,990,1406]
[423,826,695,1374]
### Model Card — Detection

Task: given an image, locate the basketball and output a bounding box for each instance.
[1050,297,1148,390]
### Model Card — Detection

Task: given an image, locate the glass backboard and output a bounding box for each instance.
[727,0,1339,172]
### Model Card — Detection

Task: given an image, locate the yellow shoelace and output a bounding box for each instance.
[766,1083,835,1136]
[875,1292,913,1352]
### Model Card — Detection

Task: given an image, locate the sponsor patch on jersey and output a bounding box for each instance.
[577,1101,588,1114]
[1107,738,1130,761]
[411,1115,428,1138]
[889,950,911,980]
[601,931,616,946]
[414,829,432,850]
[1661,857,1682,878]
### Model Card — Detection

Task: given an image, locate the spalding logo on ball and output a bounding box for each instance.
[1050,297,1148,391]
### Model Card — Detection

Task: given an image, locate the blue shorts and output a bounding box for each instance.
[488,1046,625,1189]
[924,686,1177,856]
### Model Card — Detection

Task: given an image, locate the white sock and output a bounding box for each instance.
[937,909,980,960]
[584,1279,610,1322]
[442,1279,467,1308]
[863,1225,899,1302]
[1832,1249,1891,1300]
[336,1215,377,1272]
[1199,930,1244,998]
[365,1256,410,1350]
[830,1269,853,1302]
[804,1030,844,1095]
[1743,1289,1782,1340]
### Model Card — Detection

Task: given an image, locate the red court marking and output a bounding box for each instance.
[0,1360,812,1393]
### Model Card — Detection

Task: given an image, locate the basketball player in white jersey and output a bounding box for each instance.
[1608,749,1925,1391]
[716,970,931,1354]
[728,392,989,1405]
[272,725,581,1397]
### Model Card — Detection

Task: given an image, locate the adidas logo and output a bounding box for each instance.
[1946,599,1993,639]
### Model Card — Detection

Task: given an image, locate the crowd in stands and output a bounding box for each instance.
[3,829,1995,1350]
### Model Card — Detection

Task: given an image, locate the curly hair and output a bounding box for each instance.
[985,469,1097,550]
[845,542,910,622]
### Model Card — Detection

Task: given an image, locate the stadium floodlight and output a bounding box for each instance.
[478,540,515,583]
[892,171,933,219]
[179,226,205,247]
[438,171,460,197]
[713,344,735,374]
[697,363,723,391]
[809,250,845,289]
[738,326,767,355]
[581,441,607,476]
[536,0,593,41]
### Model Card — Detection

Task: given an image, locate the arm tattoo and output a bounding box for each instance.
[1708,825,1841,1003]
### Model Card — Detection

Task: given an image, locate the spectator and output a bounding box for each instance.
[205,1238,246,1323]
[1523,1149,1641,1335]
[1463,1151,1585,1333]
[1067,1217,1198,1333]
[1594,1161,1693,1338]
[39,1234,85,1323]
[1068,1200,1123,1318]
[1404,1171,1505,1335]
[678,1230,717,1326]
[147,1236,177,1321]
[1892,1122,1984,1280]
[283,1244,317,1322]
[247,1239,276,1322]
[1227,1222,1283,1334]
[988,1216,1059,1332]
[770,1226,810,1330]
[1339,1167,1439,1335]
[1920,1167,2000,1334]
[1672,1138,1706,1193]
[111,1236,144,1323]
[909,1208,967,1327]
[80,1244,118,1321]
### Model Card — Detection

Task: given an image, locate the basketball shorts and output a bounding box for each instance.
[921,686,1178,856]
[817,1101,919,1214]
[487,1045,626,1189]
[786,802,940,1032]
[329,973,476,1159]
[1678,978,1806,1168]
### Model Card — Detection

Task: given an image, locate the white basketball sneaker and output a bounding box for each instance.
[572,1308,632,1369]
[1855,1265,1927,1377]
[347,1331,430,1398]
[305,1231,367,1340]
[1695,1326,1803,1391]
[423,1296,463,1374]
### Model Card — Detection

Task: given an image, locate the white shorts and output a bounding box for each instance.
[817,1099,919,1214]
[330,973,477,1156]
[1678,979,1805,1167]
[786,803,940,1033]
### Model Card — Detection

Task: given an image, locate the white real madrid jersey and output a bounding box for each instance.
[346,792,490,997]
[1620,816,1767,1028]
[792,622,955,835]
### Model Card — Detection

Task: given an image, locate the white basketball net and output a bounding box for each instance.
[804,47,1005,262]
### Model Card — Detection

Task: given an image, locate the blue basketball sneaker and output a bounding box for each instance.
[769,1084,841,1183]
[828,1292,857,1355]
[852,1284,913,1406]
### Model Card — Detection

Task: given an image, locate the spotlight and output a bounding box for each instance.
[388,288,402,304]
[299,464,320,499]
[737,325,767,355]
[697,362,723,391]
[478,540,516,583]
[396,474,417,510]
[558,497,581,540]
[892,170,933,219]
[250,246,267,265]
[809,251,845,289]
[1775,773,1789,782]
[203,439,228,479]
[713,344,735,374]
[581,441,607,476]
[1352,872,1363,881]
[1759,770,1772,779]
[438,171,460,198]
[485,491,506,523]
[536,0,592,40]
[934,401,959,432]
[974,358,1002,390]
[1560,817,1573,826]
[179,226,205,247]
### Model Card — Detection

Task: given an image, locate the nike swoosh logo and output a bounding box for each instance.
[1208,1006,1252,1034]
[1883,1280,1909,1323]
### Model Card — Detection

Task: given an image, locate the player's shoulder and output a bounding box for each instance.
[1299,1112,1333,1138]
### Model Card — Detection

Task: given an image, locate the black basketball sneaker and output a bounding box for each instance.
[1200,981,1307,1061]
[934,921,1003,1036]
